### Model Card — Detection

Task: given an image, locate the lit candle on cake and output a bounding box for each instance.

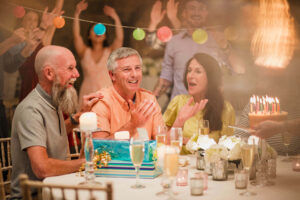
[248,95,287,128]
[275,97,280,113]
[79,112,97,131]
[250,96,254,113]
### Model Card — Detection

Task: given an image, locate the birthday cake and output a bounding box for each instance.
[248,95,288,128]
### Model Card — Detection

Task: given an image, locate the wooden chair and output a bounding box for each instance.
[19,174,113,200]
[67,128,82,160]
[0,137,12,200]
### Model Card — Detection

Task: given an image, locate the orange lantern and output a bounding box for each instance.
[53,16,65,29]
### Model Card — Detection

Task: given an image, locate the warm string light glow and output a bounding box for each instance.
[5,2,222,43]
[250,95,280,114]
[251,0,296,69]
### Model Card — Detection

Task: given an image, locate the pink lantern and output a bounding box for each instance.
[14,6,26,18]
[157,26,173,42]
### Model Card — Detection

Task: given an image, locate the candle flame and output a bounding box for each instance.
[251,0,297,69]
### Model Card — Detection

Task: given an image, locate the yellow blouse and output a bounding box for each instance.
[163,95,236,144]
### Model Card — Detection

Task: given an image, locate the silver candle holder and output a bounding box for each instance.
[211,159,228,181]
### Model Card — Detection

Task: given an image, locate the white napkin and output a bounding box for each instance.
[114,131,130,140]
[137,128,149,141]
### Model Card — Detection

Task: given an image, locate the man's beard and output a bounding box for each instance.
[51,78,78,114]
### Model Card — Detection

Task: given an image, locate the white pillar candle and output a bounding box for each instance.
[79,112,97,131]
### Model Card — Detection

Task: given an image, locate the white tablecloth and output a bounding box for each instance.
[43,156,300,200]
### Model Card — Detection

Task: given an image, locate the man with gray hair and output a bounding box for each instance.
[92,47,164,139]
[10,45,101,199]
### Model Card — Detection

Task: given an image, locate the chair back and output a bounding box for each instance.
[0,137,12,200]
[67,128,82,160]
[19,174,113,200]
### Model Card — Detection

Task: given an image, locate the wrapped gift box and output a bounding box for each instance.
[95,160,162,179]
[93,140,161,179]
[93,139,156,162]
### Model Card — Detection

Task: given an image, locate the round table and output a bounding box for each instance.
[43,156,300,200]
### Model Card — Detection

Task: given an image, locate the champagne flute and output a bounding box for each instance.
[170,128,183,153]
[155,145,171,197]
[240,143,256,196]
[199,120,209,135]
[281,132,292,162]
[164,146,179,200]
[130,138,145,189]
[156,125,167,147]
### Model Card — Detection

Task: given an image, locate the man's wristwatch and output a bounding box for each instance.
[70,114,79,125]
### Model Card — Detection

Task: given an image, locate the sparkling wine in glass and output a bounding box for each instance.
[199,120,209,135]
[170,128,183,153]
[130,138,145,189]
[281,132,292,162]
[156,125,167,147]
[164,146,179,200]
[240,143,256,196]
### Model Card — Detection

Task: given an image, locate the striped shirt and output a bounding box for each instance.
[235,101,300,155]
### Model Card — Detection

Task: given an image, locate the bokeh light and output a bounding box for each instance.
[93,23,106,35]
[53,16,65,29]
[133,28,145,40]
[157,26,173,42]
[192,29,208,44]
[14,6,26,18]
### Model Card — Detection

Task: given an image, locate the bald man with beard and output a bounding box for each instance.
[10,45,101,199]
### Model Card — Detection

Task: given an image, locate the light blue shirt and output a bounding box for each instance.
[161,31,231,99]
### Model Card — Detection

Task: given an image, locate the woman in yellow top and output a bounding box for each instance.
[163,53,235,153]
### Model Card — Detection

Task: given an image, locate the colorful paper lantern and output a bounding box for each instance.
[53,16,65,29]
[93,23,106,35]
[133,28,145,41]
[14,6,25,18]
[192,29,208,44]
[157,26,173,42]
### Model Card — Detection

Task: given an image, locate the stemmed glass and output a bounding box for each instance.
[156,125,167,147]
[170,128,183,153]
[156,126,170,197]
[164,146,179,200]
[281,132,292,162]
[240,141,256,196]
[130,137,145,189]
[199,120,209,135]
[79,130,101,185]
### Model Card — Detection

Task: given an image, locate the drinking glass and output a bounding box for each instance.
[164,146,179,200]
[79,131,100,185]
[240,143,256,196]
[281,132,292,162]
[130,138,145,189]
[170,128,183,153]
[156,145,171,197]
[156,125,167,147]
[198,120,209,135]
